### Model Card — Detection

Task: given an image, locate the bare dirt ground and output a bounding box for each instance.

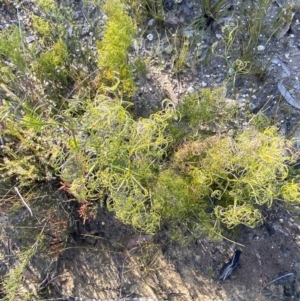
[1,193,300,301]
[54,202,300,301]
[1,0,300,300]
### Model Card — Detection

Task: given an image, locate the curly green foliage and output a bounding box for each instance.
[281,180,300,203]
[97,0,136,97]
[153,169,197,219]
[57,98,176,233]
[152,168,216,239]
[172,127,296,229]
[1,92,177,233]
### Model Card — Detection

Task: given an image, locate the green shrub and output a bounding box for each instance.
[0,0,299,242]
[169,127,294,229]
[97,0,136,97]
[0,26,26,72]
[35,38,69,85]
[174,87,238,140]
[58,98,176,233]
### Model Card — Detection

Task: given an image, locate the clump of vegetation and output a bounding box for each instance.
[0,0,299,243]
[211,0,274,82]
[124,0,166,24]
[97,0,136,97]
[195,0,231,28]
[250,112,272,132]
[163,126,296,230]
[58,97,177,233]
[2,0,300,299]
[175,87,238,137]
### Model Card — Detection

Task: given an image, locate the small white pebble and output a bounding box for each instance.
[147,33,154,41]
[187,86,195,93]
[257,45,265,51]
[201,82,207,87]
[228,68,235,75]
[279,218,284,223]
[148,19,156,26]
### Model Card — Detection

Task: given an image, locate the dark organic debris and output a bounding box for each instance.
[265,222,275,236]
[218,250,242,281]
[163,0,174,11]
[278,81,300,110]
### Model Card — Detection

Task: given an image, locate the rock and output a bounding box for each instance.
[182,29,194,39]
[187,86,195,93]
[148,19,156,27]
[257,45,265,51]
[147,33,154,41]
[228,67,235,75]
[164,45,173,54]
[26,35,35,43]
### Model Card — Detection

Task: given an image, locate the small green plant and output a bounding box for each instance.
[250,112,271,132]
[195,0,230,28]
[0,26,26,72]
[211,0,273,85]
[36,0,56,12]
[131,57,149,76]
[227,58,252,88]
[2,232,43,301]
[35,38,69,85]
[125,0,166,23]
[176,87,238,136]
[173,39,190,74]
[97,0,136,97]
